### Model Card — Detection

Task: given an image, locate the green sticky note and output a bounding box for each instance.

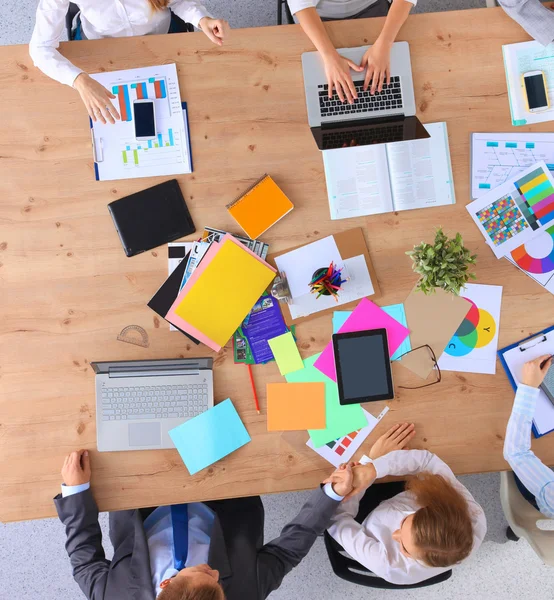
[285,354,367,448]
[268,331,304,375]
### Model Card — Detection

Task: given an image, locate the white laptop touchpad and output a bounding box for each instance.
[129,422,161,447]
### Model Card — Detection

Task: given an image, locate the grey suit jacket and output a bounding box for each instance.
[498,0,554,47]
[54,487,339,600]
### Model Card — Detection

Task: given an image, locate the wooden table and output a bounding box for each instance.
[2,6,553,522]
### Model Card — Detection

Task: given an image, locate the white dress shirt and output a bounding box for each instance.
[287,0,417,20]
[29,0,211,87]
[327,450,487,585]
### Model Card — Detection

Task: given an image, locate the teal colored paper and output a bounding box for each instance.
[285,353,367,448]
[169,398,250,475]
[333,303,411,361]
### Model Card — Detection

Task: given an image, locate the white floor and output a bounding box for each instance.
[3,1,553,599]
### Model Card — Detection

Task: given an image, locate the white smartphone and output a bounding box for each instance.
[522,71,550,113]
[133,99,156,141]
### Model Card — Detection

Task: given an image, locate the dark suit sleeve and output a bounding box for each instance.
[256,487,339,599]
[54,489,110,600]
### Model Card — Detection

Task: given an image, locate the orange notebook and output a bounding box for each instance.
[267,382,326,431]
[226,175,294,239]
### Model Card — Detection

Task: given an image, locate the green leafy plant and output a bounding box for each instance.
[406,228,477,295]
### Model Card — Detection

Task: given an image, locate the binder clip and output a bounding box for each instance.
[271,272,291,304]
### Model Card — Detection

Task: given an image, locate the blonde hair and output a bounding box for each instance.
[147,0,170,10]
[405,473,474,568]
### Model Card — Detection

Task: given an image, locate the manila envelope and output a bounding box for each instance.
[399,286,471,380]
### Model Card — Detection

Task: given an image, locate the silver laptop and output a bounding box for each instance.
[92,358,214,452]
[301,41,429,150]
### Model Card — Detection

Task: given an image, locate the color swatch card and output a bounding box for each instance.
[166,235,276,351]
[306,406,389,467]
[315,298,410,382]
[268,331,304,375]
[438,284,502,375]
[168,398,250,475]
[466,161,554,258]
[285,354,368,448]
[226,175,294,239]
[267,382,326,431]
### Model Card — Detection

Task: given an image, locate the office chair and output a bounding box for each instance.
[500,471,554,566]
[277,0,295,25]
[324,481,453,589]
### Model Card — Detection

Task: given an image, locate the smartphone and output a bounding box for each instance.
[522,71,550,113]
[133,99,156,141]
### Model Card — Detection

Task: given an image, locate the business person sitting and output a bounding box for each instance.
[504,355,554,517]
[29,0,229,125]
[288,0,416,103]
[498,0,554,47]
[326,423,487,585]
[56,449,354,600]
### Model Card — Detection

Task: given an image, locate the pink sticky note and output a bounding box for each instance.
[314,298,410,381]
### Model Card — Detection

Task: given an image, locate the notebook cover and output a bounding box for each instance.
[147,253,200,345]
[227,175,293,239]
[108,179,195,257]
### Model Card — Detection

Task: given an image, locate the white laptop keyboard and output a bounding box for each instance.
[100,384,209,421]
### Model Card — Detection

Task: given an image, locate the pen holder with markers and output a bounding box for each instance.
[309,263,347,301]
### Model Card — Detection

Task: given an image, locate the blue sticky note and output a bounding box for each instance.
[169,399,250,475]
[333,303,411,361]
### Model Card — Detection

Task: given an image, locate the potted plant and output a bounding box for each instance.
[406,228,477,295]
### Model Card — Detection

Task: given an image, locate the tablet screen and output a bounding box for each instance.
[334,330,393,404]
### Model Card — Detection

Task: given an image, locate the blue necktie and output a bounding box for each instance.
[171,504,189,570]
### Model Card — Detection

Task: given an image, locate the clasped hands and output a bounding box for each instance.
[323,422,415,500]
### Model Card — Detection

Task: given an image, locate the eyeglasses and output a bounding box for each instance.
[396,344,442,390]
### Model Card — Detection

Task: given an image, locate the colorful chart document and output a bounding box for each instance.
[285,354,368,448]
[438,284,502,375]
[168,399,250,475]
[268,331,304,375]
[267,382,326,431]
[467,161,554,258]
[90,64,192,181]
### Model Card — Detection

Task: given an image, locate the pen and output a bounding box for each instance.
[247,363,260,414]
[541,355,554,369]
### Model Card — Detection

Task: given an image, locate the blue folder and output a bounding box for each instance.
[498,324,554,438]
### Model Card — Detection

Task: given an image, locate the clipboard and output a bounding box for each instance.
[498,324,554,438]
[266,228,381,326]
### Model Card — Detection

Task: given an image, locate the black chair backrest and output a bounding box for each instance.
[277,0,294,25]
[65,2,80,40]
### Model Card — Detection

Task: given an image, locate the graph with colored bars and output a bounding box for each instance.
[122,128,183,168]
[112,77,171,121]
[471,133,554,199]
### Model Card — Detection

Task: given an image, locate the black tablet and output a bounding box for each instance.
[333,329,394,405]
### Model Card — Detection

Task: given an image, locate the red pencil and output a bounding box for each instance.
[247,364,260,414]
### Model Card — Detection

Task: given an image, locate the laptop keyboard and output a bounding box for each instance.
[318,76,403,118]
[321,123,405,150]
[100,384,210,421]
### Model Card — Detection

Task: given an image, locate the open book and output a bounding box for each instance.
[322,122,455,220]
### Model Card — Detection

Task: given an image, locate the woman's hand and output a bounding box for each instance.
[199,17,230,46]
[323,463,354,497]
[521,355,552,388]
[73,73,120,124]
[322,51,364,104]
[368,422,415,460]
[343,462,377,500]
[360,39,392,94]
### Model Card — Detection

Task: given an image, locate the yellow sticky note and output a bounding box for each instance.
[268,331,304,375]
[175,240,275,347]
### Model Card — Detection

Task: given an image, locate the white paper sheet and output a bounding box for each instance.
[438,284,502,375]
[501,333,554,436]
[306,407,389,467]
[274,236,342,299]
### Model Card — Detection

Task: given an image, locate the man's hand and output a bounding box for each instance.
[368,422,415,460]
[199,17,230,46]
[322,463,353,497]
[62,450,91,487]
[521,355,552,388]
[361,38,392,94]
[322,51,364,104]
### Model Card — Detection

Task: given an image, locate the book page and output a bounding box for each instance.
[386,122,455,212]
[322,145,393,220]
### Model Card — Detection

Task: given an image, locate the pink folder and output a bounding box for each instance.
[314,298,410,381]
[166,234,276,351]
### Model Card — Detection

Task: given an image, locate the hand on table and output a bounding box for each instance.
[361,39,392,94]
[62,449,91,487]
[368,422,415,460]
[322,463,354,497]
[521,355,552,388]
[199,17,230,46]
[73,73,120,124]
[323,51,364,104]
